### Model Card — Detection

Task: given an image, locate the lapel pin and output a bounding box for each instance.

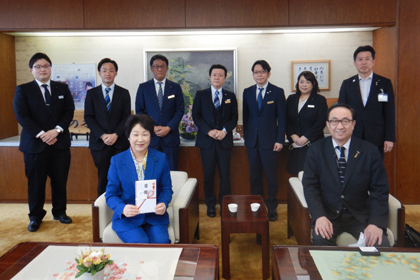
[352,79,356,82]
[354,151,360,158]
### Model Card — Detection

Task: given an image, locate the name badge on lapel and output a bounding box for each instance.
[168,95,175,99]
[267,101,274,104]
[58,95,64,99]
[307,105,315,108]
[378,89,388,102]
[225,99,231,104]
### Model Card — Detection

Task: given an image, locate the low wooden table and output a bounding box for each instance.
[221,195,269,279]
[272,245,420,280]
[0,242,219,279]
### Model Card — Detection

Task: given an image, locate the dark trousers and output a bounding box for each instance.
[200,141,232,207]
[247,146,279,210]
[91,145,126,197]
[152,143,179,171]
[312,209,390,247]
[23,146,71,222]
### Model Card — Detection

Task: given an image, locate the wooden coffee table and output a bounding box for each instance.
[221,195,269,279]
[0,242,219,279]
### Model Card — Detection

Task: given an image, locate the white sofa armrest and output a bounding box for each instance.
[172,178,197,242]
[93,193,113,241]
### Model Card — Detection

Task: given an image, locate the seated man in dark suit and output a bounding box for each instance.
[192,64,238,217]
[84,58,131,197]
[303,103,390,247]
[13,53,75,232]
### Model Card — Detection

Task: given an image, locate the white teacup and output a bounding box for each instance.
[250,203,260,212]
[228,203,238,213]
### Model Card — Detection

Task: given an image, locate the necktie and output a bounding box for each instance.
[337,146,347,186]
[157,82,164,110]
[214,90,220,110]
[105,87,111,111]
[257,87,264,111]
[42,84,51,106]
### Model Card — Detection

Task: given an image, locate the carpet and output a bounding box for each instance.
[1,203,420,280]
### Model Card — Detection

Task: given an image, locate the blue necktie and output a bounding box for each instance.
[337,146,346,186]
[214,90,220,110]
[42,84,51,106]
[157,82,164,110]
[257,87,264,111]
[105,87,111,111]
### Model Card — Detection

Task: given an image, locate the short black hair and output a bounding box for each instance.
[327,103,357,121]
[29,53,52,69]
[98,58,118,72]
[125,114,154,138]
[353,45,376,61]
[296,71,320,95]
[251,60,271,73]
[150,54,169,67]
[209,64,227,77]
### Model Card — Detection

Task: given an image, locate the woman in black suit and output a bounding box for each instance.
[286,71,328,175]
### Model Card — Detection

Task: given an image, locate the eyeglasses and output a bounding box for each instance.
[253,70,267,75]
[151,65,167,70]
[328,119,353,126]
[33,65,51,70]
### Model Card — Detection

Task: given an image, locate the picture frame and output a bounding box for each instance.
[291,60,331,92]
[144,49,237,113]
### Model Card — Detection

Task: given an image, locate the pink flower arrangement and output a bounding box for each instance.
[75,248,113,278]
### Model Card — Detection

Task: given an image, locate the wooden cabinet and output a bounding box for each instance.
[0,0,84,30]
[84,0,185,29]
[186,0,288,28]
[289,0,396,26]
[0,34,17,139]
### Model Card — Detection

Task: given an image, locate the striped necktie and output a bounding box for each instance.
[336,146,346,186]
[214,90,220,110]
[257,87,264,111]
[157,82,164,110]
[42,84,51,106]
[105,87,111,111]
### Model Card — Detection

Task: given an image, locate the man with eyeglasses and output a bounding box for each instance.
[303,103,390,247]
[135,54,184,170]
[242,60,286,221]
[339,45,395,159]
[13,53,75,232]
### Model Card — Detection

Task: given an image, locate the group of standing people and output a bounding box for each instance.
[13,44,395,246]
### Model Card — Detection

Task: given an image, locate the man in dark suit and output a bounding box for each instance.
[303,103,390,247]
[84,58,131,197]
[192,64,238,217]
[338,45,395,158]
[135,54,184,170]
[242,60,286,221]
[13,53,75,232]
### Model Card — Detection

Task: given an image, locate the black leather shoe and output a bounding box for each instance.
[207,206,216,218]
[28,220,41,232]
[268,209,278,221]
[53,215,72,224]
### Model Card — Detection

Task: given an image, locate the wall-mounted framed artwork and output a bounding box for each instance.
[144,49,237,111]
[291,60,331,92]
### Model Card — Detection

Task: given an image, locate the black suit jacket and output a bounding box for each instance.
[303,136,389,230]
[192,88,238,149]
[84,84,131,150]
[338,73,396,146]
[13,80,74,153]
[242,83,286,149]
[286,92,328,143]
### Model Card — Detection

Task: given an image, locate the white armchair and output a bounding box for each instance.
[92,171,199,244]
[287,171,405,247]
